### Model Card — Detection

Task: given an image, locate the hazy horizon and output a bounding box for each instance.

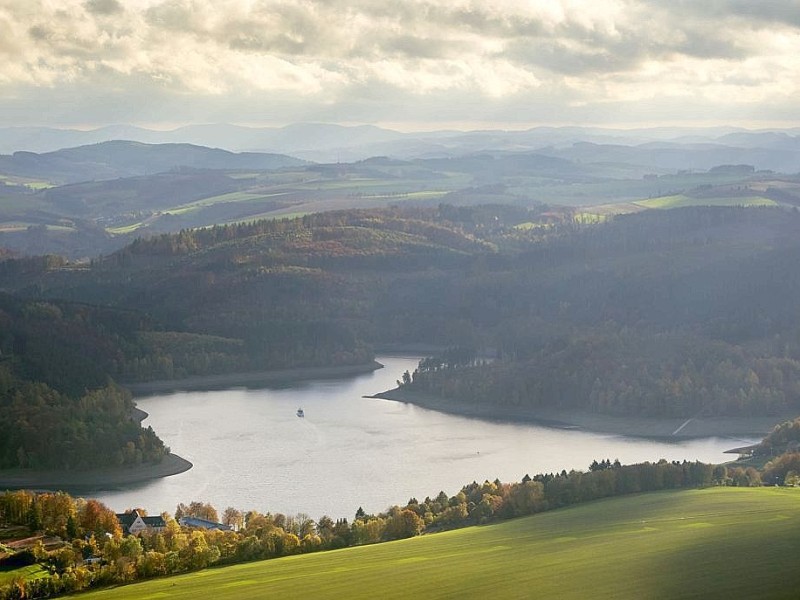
[5,121,800,134]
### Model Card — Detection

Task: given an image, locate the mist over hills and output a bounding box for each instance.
[0,123,406,161]
[0,141,307,185]
[2,123,800,171]
[537,142,800,173]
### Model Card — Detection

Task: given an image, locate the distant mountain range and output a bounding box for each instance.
[0,141,308,184]
[2,123,800,172]
[536,141,800,173]
[0,123,408,160]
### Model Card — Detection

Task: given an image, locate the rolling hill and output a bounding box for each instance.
[76,487,800,600]
[0,141,307,185]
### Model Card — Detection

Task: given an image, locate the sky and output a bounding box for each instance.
[1,0,800,130]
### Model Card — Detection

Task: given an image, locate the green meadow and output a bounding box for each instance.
[167,191,291,214]
[80,487,800,600]
[636,194,777,209]
[0,565,50,586]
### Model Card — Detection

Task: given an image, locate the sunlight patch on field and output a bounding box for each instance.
[107,222,147,234]
[226,173,260,179]
[635,195,777,209]
[0,565,50,585]
[0,221,70,233]
[513,221,555,230]
[169,191,290,214]
[23,181,55,190]
[0,175,55,190]
[0,222,35,232]
[573,202,647,221]
[573,212,610,223]
[359,190,448,200]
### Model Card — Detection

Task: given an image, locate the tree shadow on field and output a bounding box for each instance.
[633,509,800,600]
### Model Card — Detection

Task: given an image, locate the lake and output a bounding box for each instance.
[94,356,754,520]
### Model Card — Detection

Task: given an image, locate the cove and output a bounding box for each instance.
[94,356,756,519]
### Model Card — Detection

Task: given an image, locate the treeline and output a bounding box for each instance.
[0,491,120,539]
[0,457,747,599]
[757,416,800,456]
[402,331,800,417]
[754,417,800,485]
[0,372,167,469]
[114,206,516,259]
[0,294,172,469]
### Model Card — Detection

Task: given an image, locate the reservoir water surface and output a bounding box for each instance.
[95,356,753,519]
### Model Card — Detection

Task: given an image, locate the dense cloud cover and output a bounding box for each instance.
[1,0,798,127]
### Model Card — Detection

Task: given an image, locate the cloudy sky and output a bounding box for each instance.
[1,0,799,130]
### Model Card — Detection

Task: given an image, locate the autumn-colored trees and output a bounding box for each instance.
[175,501,219,523]
[80,499,122,538]
[0,449,787,600]
[0,491,121,539]
[756,417,800,457]
[762,453,800,485]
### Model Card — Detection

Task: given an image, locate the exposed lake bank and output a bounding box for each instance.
[124,361,384,396]
[372,387,794,440]
[0,453,193,492]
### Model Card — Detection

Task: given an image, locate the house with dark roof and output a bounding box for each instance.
[115,510,167,535]
[178,516,233,531]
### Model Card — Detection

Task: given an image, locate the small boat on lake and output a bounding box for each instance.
[296,408,304,418]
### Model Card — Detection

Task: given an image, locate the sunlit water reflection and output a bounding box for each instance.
[94,356,753,519]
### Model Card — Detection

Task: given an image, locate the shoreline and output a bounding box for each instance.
[124,360,384,396]
[0,361,384,493]
[0,453,193,492]
[371,387,794,441]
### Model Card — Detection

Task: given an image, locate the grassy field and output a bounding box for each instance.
[167,191,291,214]
[635,195,777,209]
[79,487,800,600]
[0,565,50,585]
[105,222,146,235]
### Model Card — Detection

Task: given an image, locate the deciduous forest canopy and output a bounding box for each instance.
[1,204,800,467]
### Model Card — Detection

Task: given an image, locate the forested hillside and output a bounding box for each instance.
[0,206,522,378]
[386,206,800,418]
[2,204,800,471]
[0,294,171,469]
